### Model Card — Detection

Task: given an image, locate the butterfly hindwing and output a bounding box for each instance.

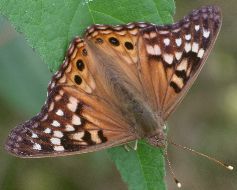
[6,85,136,157]
[138,6,221,119]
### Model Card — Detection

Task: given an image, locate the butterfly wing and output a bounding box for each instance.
[137,6,222,119]
[5,39,137,158]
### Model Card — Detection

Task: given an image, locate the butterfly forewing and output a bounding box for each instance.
[5,6,222,157]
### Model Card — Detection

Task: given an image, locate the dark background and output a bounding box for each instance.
[0,0,236,189]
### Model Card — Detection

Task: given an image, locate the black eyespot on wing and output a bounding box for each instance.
[76,60,85,71]
[109,37,120,46]
[82,49,88,56]
[74,75,82,85]
[95,38,104,44]
[124,41,134,50]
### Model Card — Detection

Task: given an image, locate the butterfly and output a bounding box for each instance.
[5,6,222,158]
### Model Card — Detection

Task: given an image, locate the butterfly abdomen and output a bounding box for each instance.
[112,81,162,137]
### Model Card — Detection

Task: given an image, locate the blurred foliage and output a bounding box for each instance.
[0,0,237,190]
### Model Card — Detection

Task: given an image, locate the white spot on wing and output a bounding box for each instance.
[32,133,38,138]
[65,124,75,132]
[72,115,81,125]
[175,52,182,61]
[177,59,188,71]
[51,120,60,127]
[33,143,41,150]
[115,30,126,35]
[71,132,85,141]
[185,34,191,41]
[50,137,61,145]
[65,64,72,73]
[53,131,64,138]
[175,38,182,47]
[197,48,205,58]
[41,114,48,121]
[143,33,150,39]
[85,85,93,94]
[67,103,77,112]
[163,38,170,46]
[90,131,101,143]
[195,25,200,31]
[50,81,55,88]
[127,23,135,29]
[55,72,62,79]
[137,22,147,27]
[49,102,54,112]
[146,45,155,55]
[172,28,181,33]
[56,109,64,116]
[203,29,210,38]
[97,25,107,30]
[59,75,66,83]
[154,45,161,55]
[55,95,62,101]
[44,128,51,134]
[185,43,191,52]
[163,54,174,65]
[129,29,138,35]
[192,42,199,53]
[150,32,157,38]
[159,30,169,34]
[172,75,184,89]
[54,146,64,151]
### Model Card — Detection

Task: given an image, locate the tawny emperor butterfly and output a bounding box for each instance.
[5,6,222,158]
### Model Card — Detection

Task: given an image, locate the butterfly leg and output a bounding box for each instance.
[124,140,138,152]
[123,144,131,152]
[133,140,138,150]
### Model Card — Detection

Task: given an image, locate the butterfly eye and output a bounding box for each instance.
[76,60,85,71]
[124,41,134,50]
[74,75,82,85]
[108,37,120,46]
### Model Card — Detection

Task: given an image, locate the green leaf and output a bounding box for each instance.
[0,0,175,189]
[108,141,165,190]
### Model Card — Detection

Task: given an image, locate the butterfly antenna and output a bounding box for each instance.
[164,149,182,188]
[167,139,234,171]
